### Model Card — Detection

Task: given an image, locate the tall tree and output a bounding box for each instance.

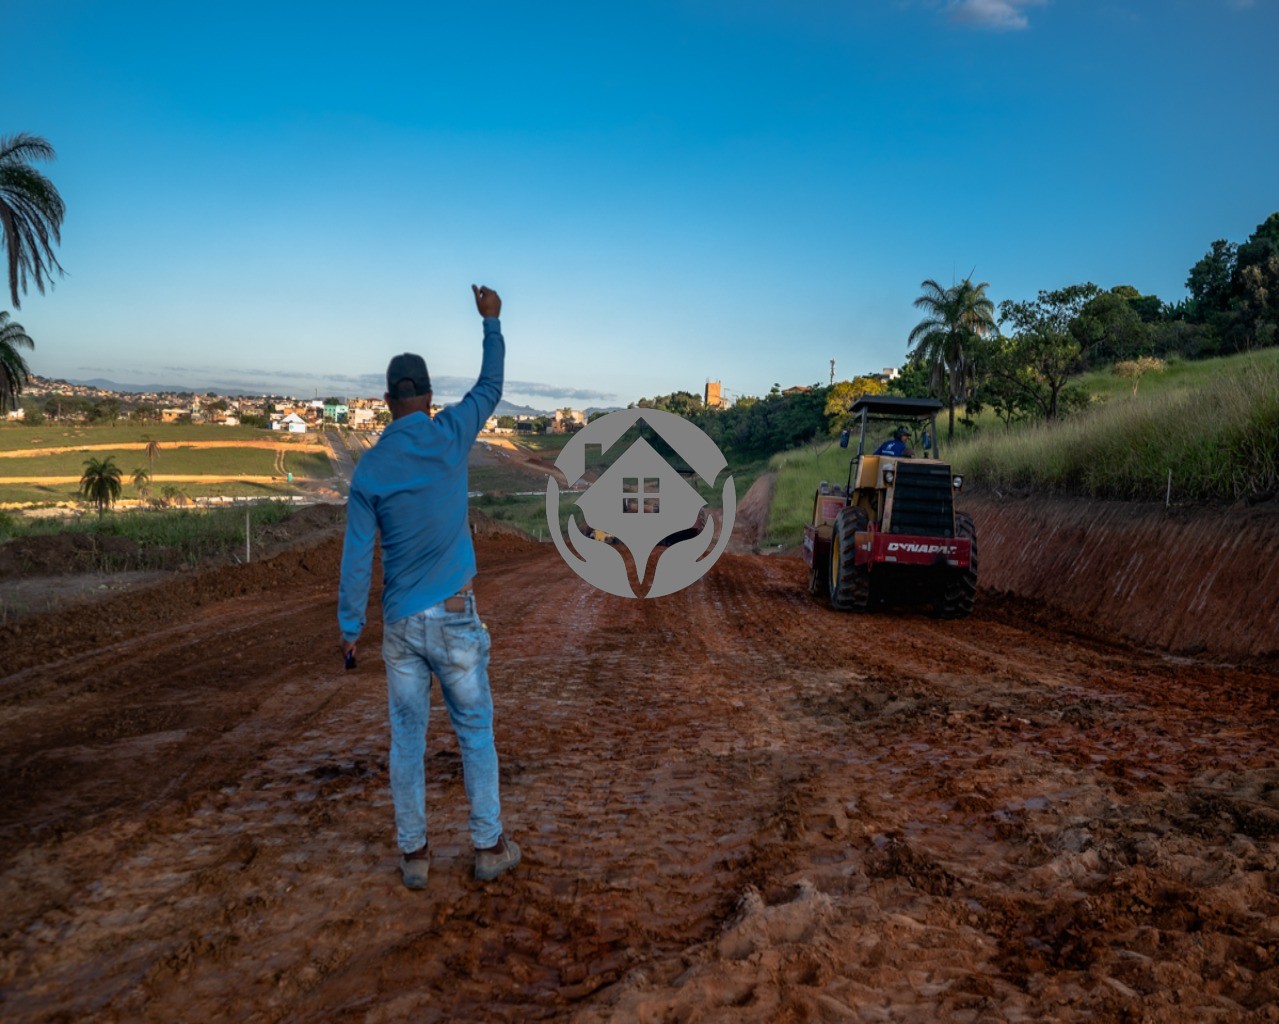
[1073,289,1151,365]
[80,455,123,516]
[824,376,888,434]
[1232,212,1279,349]
[1185,240,1237,323]
[0,310,33,410]
[142,434,161,477]
[907,277,997,440]
[131,466,152,501]
[997,283,1099,420]
[0,134,65,308]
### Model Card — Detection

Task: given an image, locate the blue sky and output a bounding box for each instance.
[8,0,1278,407]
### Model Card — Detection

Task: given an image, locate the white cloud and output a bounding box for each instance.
[946,0,1048,31]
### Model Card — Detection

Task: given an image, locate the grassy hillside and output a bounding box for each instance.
[951,349,1279,502]
[764,349,1279,544]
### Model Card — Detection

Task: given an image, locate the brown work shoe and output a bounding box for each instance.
[400,845,429,890]
[474,835,521,881]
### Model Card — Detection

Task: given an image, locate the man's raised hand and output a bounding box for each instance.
[472,284,501,319]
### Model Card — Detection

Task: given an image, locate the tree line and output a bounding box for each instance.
[906,212,1279,438]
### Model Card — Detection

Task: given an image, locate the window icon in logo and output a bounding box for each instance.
[544,408,735,598]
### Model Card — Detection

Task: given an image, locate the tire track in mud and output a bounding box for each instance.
[581,556,1279,1022]
[0,540,1276,1022]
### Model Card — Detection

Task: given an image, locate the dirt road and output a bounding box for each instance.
[0,440,327,459]
[1,534,1276,1022]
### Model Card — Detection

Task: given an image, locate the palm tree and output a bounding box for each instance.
[0,133,65,308]
[142,434,161,477]
[0,310,33,411]
[131,466,151,501]
[907,277,997,441]
[80,455,123,516]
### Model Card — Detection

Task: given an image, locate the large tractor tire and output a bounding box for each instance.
[828,507,871,612]
[935,511,978,619]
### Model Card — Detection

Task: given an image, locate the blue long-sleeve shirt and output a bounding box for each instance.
[338,317,505,642]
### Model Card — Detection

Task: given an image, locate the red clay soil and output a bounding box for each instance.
[1,525,1277,1022]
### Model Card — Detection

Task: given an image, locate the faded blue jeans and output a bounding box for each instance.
[381,592,503,853]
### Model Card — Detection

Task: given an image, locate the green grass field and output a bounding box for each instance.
[509,433,574,455]
[469,464,548,494]
[282,450,335,478]
[0,422,282,451]
[471,494,551,538]
[0,423,337,504]
[0,447,280,479]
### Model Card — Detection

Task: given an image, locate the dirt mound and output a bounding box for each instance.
[0,531,142,577]
[965,493,1279,661]
[731,472,774,551]
[0,534,346,676]
[469,506,540,550]
[253,501,346,556]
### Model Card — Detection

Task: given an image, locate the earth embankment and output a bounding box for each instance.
[964,494,1279,662]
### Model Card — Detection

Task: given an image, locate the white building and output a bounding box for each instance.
[273,412,308,433]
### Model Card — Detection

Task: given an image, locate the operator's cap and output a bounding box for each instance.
[894,425,910,438]
[386,353,431,398]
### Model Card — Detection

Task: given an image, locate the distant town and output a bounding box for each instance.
[7,368,903,437]
[6,374,613,436]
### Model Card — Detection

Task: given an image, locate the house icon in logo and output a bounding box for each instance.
[573,437,708,586]
[545,408,736,598]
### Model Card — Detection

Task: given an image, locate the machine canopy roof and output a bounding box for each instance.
[847,396,944,420]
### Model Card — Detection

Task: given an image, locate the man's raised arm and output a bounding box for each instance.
[449,285,505,435]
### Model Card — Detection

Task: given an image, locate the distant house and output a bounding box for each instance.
[551,409,585,433]
[349,408,377,430]
[6,408,24,420]
[274,412,308,433]
[324,400,349,424]
[161,407,189,423]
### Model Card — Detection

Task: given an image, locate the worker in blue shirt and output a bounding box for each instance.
[338,284,519,890]
[874,426,914,458]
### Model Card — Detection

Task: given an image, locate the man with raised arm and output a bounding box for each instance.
[338,284,520,890]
